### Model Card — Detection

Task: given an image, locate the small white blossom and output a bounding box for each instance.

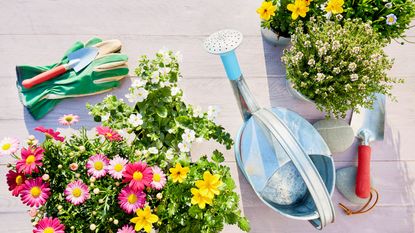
[345,84,352,91]
[159,48,172,64]
[352,47,361,54]
[332,40,341,51]
[171,86,180,96]
[132,78,147,88]
[90,224,96,231]
[348,62,357,72]
[336,14,343,21]
[126,87,149,103]
[308,59,316,66]
[150,71,160,84]
[386,14,397,25]
[316,73,326,81]
[101,113,110,122]
[350,74,359,81]
[174,51,183,63]
[117,129,136,145]
[333,67,341,74]
[128,113,143,127]
[148,147,158,154]
[93,188,100,194]
[362,75,369,83]
[358,83,366,90]
[207,106,220,121]
[178,142,191,153]
[159,67,171,77]
[165,149,174,160]
[192,106,204,118]
[182,128,196,143]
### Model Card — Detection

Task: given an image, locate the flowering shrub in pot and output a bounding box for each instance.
[282,18,402,118]
[257,0,415,42]
[4,50,250,233]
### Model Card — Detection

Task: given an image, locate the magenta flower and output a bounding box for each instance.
[122,162,153,191]
[64,180,90,205]
[117,225,136,233]
[96,126,123,141]
[118,186,146,214]
[6,170,26,196]
[35,126,64,142]
[86,154,109,178]
[151,166,167,190]
[33,217,65,233]
[20,178,50,207]
[16,147,44,175]
[108,155,128,179]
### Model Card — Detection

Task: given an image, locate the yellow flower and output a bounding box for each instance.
[287,0,309,20]
[191,188,213,209]
[195,171,222,199]
[256,1,277,21]
[303,0,313,6]
[325,0,344,14]
[169,163,190,183]
[130,206,159,233]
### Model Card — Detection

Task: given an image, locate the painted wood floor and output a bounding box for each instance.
[0,0,414,232]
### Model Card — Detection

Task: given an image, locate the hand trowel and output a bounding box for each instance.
[204,29,335,229]
[22,47,98,89]
[351,93,385,198]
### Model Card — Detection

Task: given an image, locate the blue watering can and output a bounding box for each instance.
[203,29,336,230]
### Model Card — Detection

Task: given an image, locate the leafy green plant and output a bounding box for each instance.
[282,18,402,117]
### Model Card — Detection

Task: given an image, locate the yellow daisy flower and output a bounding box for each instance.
[256,1,277,21]
[287,0,310,20]
[325,0,344,14]
[130,206,159,233]
[169,163,190,183]
[195,171,222,199]
[191,188,213,209]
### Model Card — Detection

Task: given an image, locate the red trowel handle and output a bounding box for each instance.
[22,64,68,89]
[356,145,371,198]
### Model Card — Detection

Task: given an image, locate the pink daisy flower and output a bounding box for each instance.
[64,180,90,205]
[151,166,167,190]
[6,170,26,196]
[118,186,146,214]
[35,126,65,142]
[16,147,44,175]
[20,178,50,207]
[0,137,19,156]
[122,162,153,191]
[117,225,136,233]
[33,217,65,233]
[108,155,128,179]
[96,126,123,141]
[86,154,109,178]
[58,114,79,126]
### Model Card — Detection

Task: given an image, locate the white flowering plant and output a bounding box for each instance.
[4,50,249,233]
[282,18,402,117]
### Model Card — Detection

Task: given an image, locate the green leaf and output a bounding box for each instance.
[156,106,168,118]
[237,217,251,232]
[211,150,225,163]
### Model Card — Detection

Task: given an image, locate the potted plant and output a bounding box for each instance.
[4,50,250,233]
[281,18,402,118]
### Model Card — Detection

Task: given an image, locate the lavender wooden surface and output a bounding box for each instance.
[0,0,414,232]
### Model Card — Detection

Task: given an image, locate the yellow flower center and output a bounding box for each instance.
[133,171,143,181]
[15,175,23,185]
[153,174,161,182]
[72,188,82,197]
[26,155,36,165]
[94,161,104,171]
[43,227,55,233]
[2,143,11,150]
[127,193,137,204]
[114,164,123,172]
[64,116,73,122]
[106,133,113,138]
[30,186,41,198]
[388,17,394,22]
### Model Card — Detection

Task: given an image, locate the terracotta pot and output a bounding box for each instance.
[261,27,291,46]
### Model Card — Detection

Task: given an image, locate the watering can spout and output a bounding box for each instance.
[204,29,260,121]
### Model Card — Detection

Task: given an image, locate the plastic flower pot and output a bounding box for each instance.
[261,27,291,47]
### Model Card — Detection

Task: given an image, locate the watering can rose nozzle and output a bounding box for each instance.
[203,29,243,80]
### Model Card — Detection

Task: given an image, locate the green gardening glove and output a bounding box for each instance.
[16,38,129,119]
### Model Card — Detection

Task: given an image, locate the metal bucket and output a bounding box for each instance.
[204,29,335,230]
[261,27,291,47]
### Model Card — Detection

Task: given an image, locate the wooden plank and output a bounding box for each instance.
[0,0,262,36]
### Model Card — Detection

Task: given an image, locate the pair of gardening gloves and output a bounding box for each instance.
[16,38,129,119]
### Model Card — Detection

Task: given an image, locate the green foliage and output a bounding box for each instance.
[282,18,403,118]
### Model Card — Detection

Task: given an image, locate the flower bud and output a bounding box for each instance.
[113,219,118,225]
[90,224,96,230]
[57,164,63,169]
[79,146,86,152]
[90,177,96,183]
[156,193,163,200]
[57,205,63,210]
[42,174,50,181]
[93,188,100,194]
[98,199,104,204]
[75,173,81,178]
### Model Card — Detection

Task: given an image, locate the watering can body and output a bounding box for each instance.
[204,29,336,229]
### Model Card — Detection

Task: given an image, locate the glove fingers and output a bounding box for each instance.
[85,38,103,48]
[94,61,128,72]
[93,39,122,58]
[93,75,126,84]
[93,67,129,81]
[26,99,62,120]
[92,53,128,67]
